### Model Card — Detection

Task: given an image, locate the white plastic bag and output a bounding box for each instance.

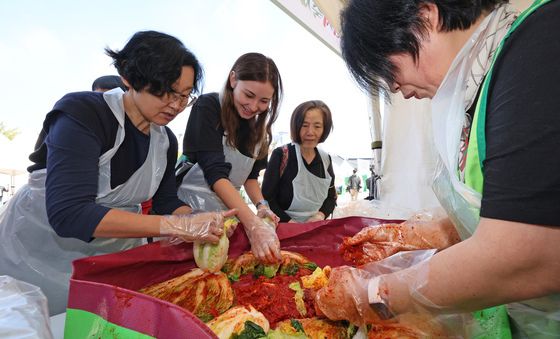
[333,199,415,220]
[0,276,53,339]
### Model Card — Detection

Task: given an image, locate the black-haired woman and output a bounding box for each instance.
[262,100,336,223]
[0,31,234,315]
[178,53,283,263]
[316,0,560,335]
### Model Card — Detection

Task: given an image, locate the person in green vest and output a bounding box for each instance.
[315,0,560,337]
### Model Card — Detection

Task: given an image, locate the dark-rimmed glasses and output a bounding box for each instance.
[162,91,197,108]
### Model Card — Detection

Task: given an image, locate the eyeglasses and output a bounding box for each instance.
[162,91,197,108]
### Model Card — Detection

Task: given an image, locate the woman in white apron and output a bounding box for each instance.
[0,31,229,315]
[178,53,283,263]
[262,100,336,223]
[315,1,560,336]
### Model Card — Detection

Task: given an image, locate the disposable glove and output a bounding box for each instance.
[225,222,237,237]
[306,211,325,223]
[223,211,240,237]
[244,215,281,263]
[160,212,224,243]
[340,219,459,265]
[256,205,280,226]
[315,266,387,326]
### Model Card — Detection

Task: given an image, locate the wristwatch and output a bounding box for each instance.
[255,199,269,209]
[368,276,393,320]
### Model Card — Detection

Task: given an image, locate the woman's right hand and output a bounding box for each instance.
[315,266,385,325]
[306,211,325,223]
[244,216,281,263]
[160,212,227,243]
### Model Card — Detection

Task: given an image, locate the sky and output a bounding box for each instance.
[0,0,373,181]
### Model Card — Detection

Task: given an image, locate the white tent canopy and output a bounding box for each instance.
[0,133,34,198]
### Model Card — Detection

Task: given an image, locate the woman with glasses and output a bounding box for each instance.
[0,30,235,315]
[262,100,336,223]
[178,53,283,263]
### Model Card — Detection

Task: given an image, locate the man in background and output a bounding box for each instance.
[347,168,361,201]
[365,166,380,200]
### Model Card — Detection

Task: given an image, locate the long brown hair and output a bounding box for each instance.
[221,53,283,159]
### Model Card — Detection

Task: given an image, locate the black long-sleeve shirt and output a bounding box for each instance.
[262,144,336,222]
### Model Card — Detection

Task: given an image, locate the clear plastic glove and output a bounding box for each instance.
[244,215,281,263]
[306,211,325,223]
[256,205,280,226]
[225,222,237,238]
[318,251,471,337]
[222,211,240,238]
[160,212,224,243]
[340,218,460,266]
[315,266,385,326]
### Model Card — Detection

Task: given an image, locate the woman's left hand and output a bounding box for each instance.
[160,212,224,243]
[256,206,280,226]
[306,211,325,223]
[244,215,282,263]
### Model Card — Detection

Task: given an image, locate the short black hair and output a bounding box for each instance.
[340,0,508,95]
[91,75,127,91]
[105,30,203,96]
[290,100,333,144]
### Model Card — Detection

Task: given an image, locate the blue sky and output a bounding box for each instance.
[0,0,372,161]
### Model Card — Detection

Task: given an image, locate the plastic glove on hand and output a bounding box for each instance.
[222,209,239,237]
[244,216,281,264]
[306,212,325,223]
[256,206,280,226]
[160,212,224,243]
[341,220,460,265]
[315,266,384,326]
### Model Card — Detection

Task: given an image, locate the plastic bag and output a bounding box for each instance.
[0,275,53,339]
[333,199,415,220]
[174,154,195,188]
[507,295,560,338]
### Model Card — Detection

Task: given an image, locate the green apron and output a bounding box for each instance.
[465,1,559,337]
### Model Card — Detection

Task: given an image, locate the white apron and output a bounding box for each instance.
[285,144,331,223]
[429,9,491,239]
[430,5,559,337]
[0,88,168,315]
[178,136,257,211]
